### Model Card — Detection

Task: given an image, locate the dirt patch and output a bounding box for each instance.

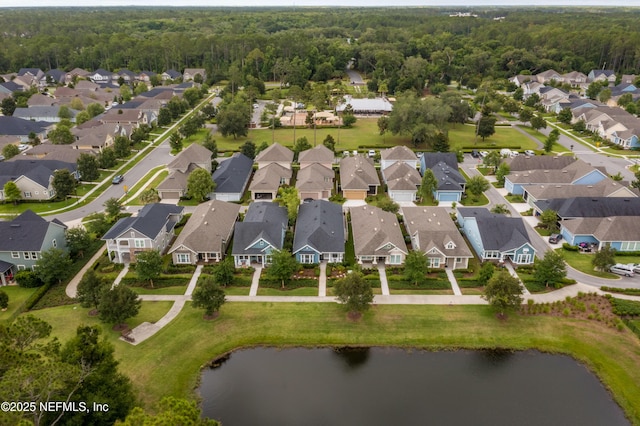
[113,323,130,332]
[294,269,318,279]
[88,308,99,317]
[347,311,362,321]
[203,312,220,320]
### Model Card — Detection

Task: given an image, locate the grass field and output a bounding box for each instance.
[0,286,36,322]
[211,120,538,153]
[26,301,640,424]
[559,249,640,279]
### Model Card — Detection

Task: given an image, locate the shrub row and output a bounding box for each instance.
[259,278,318,289]
[121,277,189,288]
[622,318,640,339]
[601,286,640,296]
[610,298,640,316]
[387,279,450,290]
[457,278,481,288]
[164,264,197,274]
[562,243,579,251]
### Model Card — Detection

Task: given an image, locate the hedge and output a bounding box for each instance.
[121,277,189,288]
[611,298,640,316]
[164,264,197,274]
[259,278,318,289]
[457,279,481,288]
[388,278,450,290]
[601,286,640,296]
[562,243,579,251]
[15,270,44,288]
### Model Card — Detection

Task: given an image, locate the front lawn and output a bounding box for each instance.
[557,248,618,279]
[0,286,37,322]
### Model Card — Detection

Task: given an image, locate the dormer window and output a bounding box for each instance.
[445,241,455,250]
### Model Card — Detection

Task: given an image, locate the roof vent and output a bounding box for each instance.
[204,221,208,225]
[380,218,384,222]
[374,227,377,232]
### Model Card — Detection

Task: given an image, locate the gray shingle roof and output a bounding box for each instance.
[167,143,212,173]
[383,162,421,191]
[298,145,334,164]
[562,216,640,242]
[430,161,465,191]
[403,207,472,258]
[232,202,287,255]
[350,204,407,257]
[212,153,253,194]
[504,155,576,172]
[102,203,183,240]
[255,143,294,164]
[0,159,76,187]
[458,208,532,252]
[380,145,417,161]
[421,152,458,170]
[534,197,640,219]
[0,116,50,137]
[0,210,67,252]
[339,155,379,190]
[293,200,344,255]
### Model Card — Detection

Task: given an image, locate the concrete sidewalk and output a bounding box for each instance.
[65,243,106,298]
[445,269,462,296]
[318,263,327,297]
[249,266,262,296]
[378,265,390,295]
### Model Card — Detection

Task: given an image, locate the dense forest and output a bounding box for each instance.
[1,7,640,92]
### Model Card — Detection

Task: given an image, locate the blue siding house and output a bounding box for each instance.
[293,200,345,264]
[420,153,465,202]
[561,216,640,252]
[457,208,536,265]
[232,202,287,267]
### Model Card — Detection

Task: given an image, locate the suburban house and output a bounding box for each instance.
[336,96,393,115]
[293,200,345,264]
[210,153,253,202]
[504,158,608,196]
[0,116,51,142]
[254,143,294,170]
[114,69,137,83]
[0,210,67,284]
[522,179,637,208]
[350,204,407,265]
[169,200,240,265]
[420,153,466,202]
[588,69,616,84]
[533,197,640,219]
[403,207,473,269]
[249,163,292,201]
[339,155,380,200]
[183,68,206,82]
[457,207,536,265]
[298,145,334,169]
[382,162,421,203]
[71,123,130,151]
[0,159,77,201]
[27,94,57,107]
[380,145,418,170]
[89,69,114,84]
[560,216,640,252]
[296,163,334,200]
[102,203,184,264]
[99,108,146,126]
[65,67,91,84]
[157,143,213,200]
[232,202,288,267]
[162,69,182,81]
[535,69,563,84]
[137,71,156,83]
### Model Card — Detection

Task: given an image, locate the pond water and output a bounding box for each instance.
[199,347,629,426]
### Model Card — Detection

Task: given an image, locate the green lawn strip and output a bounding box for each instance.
[0,286,37,322]
[122,165,166,198]
[221,287,251,296]
[131,286,187,296]
[459,193,489,206]
[389,289,454,295]
[36,302,636,423]
[557,249,640,280]
[256,287,319,296]
[460,288,484,295]
[128,170,169,205]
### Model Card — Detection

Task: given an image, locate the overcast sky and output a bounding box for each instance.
[1,1,637,7]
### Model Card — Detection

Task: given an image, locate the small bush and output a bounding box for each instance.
[15,270,44,288]
[0,290,8,309]
[562,243,579,251]
[611,298,640,316]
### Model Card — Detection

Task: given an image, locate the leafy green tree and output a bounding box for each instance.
[572,120,586,133]
[266,249,299,289]
[540,209,558,232]
[377,116,389,140]
[323,134,335,152]
[187,168,215,202]
[277,186,300,224]
[519,108,533,124]
[240,140,256,159]
[192,276,226,318]
[169,132,183,152]
[342,112,356,127]
[57,325,135,426]
[213,258,235,287]
[557,108,573,125]
[466,175,489,200]
[2,144,19,159]
[377,197,399,213]
[3,181,21,205]
[598,88,612,103]
[530,114,547,131]
[75,110,90,125]
[544,128,560,153]
[334,271,374,318]
[98,285,141,326]
[523,93,541,108]
[15,270,43,288]
[76,269,109,311]
[477,262,496,286]
[483,150,502,170]
[48,125,74,144]
[0,290,8,310]
[482,270,523,317]
[432,133,450,152]
[116,397,219,426]
[201,103,218,120]
[104,197,123,222]
[217,96,251,139]
[87,102,105,118]
[586,82,604,100]
[202,133,218,158]
[179,115,202,138]
[135,250,163,288]
[157,107,172,126]
[84,212,112,238]
[52,168,77,199]
[97,147,117,169]
[534,251,567,288]
[58,105,72,120]
[35,247,73,285]
[119,84,132,102]
[139,188,160,204]
[113,136,131,158]
[77,153,100,181]
[411,122,437,147]
[592,246,616,272]
[476,115,496,141]
[130,125,150,144]
[495,162,510,185]
[419,168,438,202]
[1,97,16,116]
[404,250,428,285]
[65,226,93,259]
[293,136,312,157]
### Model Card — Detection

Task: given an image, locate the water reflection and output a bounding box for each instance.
[332,346,370,370]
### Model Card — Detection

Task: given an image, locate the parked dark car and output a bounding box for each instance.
[549,233,563,244]
[471,150,480,158]
[112,175,124,184]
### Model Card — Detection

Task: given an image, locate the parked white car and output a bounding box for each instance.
[610,264,635,277]
[524,150,535,156]
[500,149,512,157]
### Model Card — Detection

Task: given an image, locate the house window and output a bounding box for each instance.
[455,257,462,263]
[300,254,315,264]
[23,252,31,260]
[52,239,57,248]
[621,241,640,251]
[176,253,190,264]
[24,192,32,198]
[17,265,25,271]
[11,252,20,259]
[389,254,402,264]
[516,253,532,264]
[429,257,440,268]
[134,239,145,248]
[445,242,455,249]
[31,252,37,260]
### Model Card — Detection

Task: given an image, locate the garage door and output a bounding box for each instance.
[390,192,414,202]
[438,192,460,202]
[160,191,181,200]
[300,192,317,200]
